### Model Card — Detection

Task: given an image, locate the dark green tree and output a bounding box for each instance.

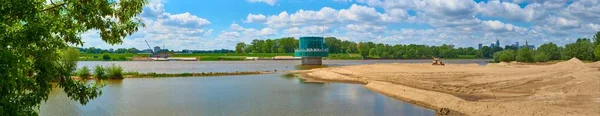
[493,50,516,62]
[536,42,562,60]
[103,53,112,61]
[564,38,595,61]
[595,45,600,61]
[593,31,600,46]
[534,52,550,62]
[1,0,146,115]
[235,42,246,54]
[516,48,535,63]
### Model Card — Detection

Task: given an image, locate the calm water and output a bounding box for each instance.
[41,60,489,116]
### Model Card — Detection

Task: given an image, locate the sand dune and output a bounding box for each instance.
[295,58,600,116]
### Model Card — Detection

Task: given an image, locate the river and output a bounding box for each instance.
[40,59,489,116]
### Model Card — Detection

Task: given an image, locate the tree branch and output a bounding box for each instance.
[42,2,67,12]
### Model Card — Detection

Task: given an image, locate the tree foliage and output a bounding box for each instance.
[0,0,146,115]
[493,50,516,62]
[516,48,535,63]
[235,42,245,53]
[536,42,562,60]
[595,45,600,61]
[534,52,550,62]
[564,38,596,61]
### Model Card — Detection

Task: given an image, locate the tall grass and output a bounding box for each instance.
[76,66,91,79]
[105,64,123,79]
[93,65,106,79]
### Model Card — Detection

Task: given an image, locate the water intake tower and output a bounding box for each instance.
[294,37,328,65]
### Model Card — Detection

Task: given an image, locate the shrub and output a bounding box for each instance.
[499,50,516,62]
[102,53,111,61]
[76,66,91,79]
[564,38,595,61]
[105,64,123,79]
[534,52,550,62]
[492,50,516,62]
[516,48,535,63]
[94,65,106,79]
[595,45,600,61]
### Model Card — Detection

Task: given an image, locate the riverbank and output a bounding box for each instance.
[77,53,482,61]
[292,58,600,116]
[72,71,274,79]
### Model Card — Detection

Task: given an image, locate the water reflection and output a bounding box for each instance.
[39,60,494,116]
[41,74,435,116]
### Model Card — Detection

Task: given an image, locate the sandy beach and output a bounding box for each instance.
[294,58,600,116]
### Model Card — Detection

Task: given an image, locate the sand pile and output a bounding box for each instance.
[550,57,588,70]
[296,59,600,116]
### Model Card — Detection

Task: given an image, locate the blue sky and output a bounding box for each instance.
[81,0,600,50]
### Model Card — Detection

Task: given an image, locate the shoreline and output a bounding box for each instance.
[72,71,275,79]
[292,58,600,116]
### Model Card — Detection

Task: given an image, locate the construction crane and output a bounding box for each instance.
[144,40,155,58]
[145,40,153,54]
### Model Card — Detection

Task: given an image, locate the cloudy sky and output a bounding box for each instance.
[81,0,600,50]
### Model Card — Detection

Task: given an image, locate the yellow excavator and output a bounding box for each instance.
[432,57,445,66]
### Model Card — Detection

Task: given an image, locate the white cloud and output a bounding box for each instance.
[345,24,386,33]
[482,20,528,33]
[159,12,211,28]
[476,1,540,21]
[247,0,277,6]
[244,14,267,23]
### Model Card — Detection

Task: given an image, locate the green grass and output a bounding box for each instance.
[121,71,268,78]
[327,53,362,60]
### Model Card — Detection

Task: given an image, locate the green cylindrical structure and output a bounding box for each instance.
[294,37,328,65]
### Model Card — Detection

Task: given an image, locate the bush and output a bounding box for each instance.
[516,48,535,63]
[102,53,111,61]
[93,65,106,79]
[492,50,516,62]
[105,64,123,79]
[534,52,550,62]
[499,50,516,62]
[564,38,595,61]
[76,66,91,79]
[595,45,600,61]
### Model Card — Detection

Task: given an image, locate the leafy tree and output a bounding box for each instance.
[564,38,595,61]
[594,31,600,46]
[94,65,106,79]
[477,46,492,58]
[516,48,535,63]
[0,0,146,115]
[358,42,375,58]
[534,52,550,62]
[536,42,562,60]
[77,66,92,79]
[235,42,246,54]
[595,45,600,61]
[493,50,516,62]
[324,37,342,53]
[103,53,112,61]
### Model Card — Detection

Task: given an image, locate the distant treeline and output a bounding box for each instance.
[236,37,479,59]
[493,37,600,62]
[236,32,600,61]
[78,47,234,54]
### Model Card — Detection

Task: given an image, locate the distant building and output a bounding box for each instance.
[153,46,160,53]
[490,43,495,48]
[516,42,519,49]
[496,39,500,48]
[521,40,535,49]
[109,48,114,52]
[478,43,482,50]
